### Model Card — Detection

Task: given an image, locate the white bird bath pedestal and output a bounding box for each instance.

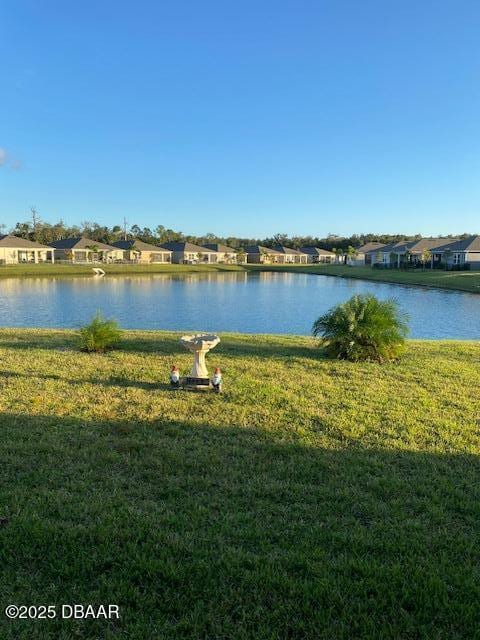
[180,333,220,391]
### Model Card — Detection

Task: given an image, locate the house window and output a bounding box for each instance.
[453,253,463,265]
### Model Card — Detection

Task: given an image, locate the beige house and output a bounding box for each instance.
[0,235,55,264]
[271,245,309,264]
[49,237,124,262]
[299,247,336,264]
[244,245,284,264]
[202,243,238,263]
[159,242,219,264]
[112,239,172,263]
[348,242,387,266]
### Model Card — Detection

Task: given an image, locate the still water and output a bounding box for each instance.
[0,272,479,339]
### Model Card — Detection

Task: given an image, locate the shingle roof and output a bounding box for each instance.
[202,243,237,253]
[356,242,387,253]
[430,236,480,253]
[159,242,216,253]
[406,238,458,253]
[272,245,308,255]
[372,238,461,254]
[300,246,336,256]
[373,242,404,253]
[0,234,51,249]
[49,237,119,251]
[244,245,283,255]
[112,239,172,252]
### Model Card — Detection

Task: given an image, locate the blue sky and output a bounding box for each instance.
[1,1,479,237]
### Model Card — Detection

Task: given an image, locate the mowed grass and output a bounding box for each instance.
[0,330,479,639]
[248,263,480,293]
[0,262,245,278]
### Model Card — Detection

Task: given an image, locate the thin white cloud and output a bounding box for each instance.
[0,147,22,169]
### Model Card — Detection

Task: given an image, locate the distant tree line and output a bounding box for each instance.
[1,209,473,252]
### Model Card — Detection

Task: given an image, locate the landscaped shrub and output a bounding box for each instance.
[78,312,122,352]
[312,294,409,362]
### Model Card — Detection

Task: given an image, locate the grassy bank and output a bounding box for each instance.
[0,329,479,639]
[1,261,479,294]
[248,263,480,293]
[0,262,245,277]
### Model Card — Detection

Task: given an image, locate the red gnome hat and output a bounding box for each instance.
[171,365,179,371]
[214,367,221,373]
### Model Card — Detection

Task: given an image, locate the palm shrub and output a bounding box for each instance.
[312,294,409,362]
[78,312,122,352]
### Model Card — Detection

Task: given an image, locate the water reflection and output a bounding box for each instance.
[0,272,479,339]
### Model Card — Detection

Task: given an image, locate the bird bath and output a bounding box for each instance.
[180,333,220,390]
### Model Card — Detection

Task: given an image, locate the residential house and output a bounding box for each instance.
[244,245,284,264]
[0,235,55,264]
[159,242,219,264]
[271,246,309,264]
[202,243,238,264]
[369,238,458,268]
[49,237,124,262]
[431,236,480,270]
[112,239,172,263]
[349,242,387,266]
[300,247,337,264]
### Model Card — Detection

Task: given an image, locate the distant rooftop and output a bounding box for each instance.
[112,239,172,252]
[244,245,283,255]
[49,237,119,251]
[0,234,51,249]
[300,246,336,256]
[159,241,216,253]
[202,243,237,253]
[356,242,387,253]
[272,245,307,255]
[432,235,480,253]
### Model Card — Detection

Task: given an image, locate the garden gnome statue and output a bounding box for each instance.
[170,365,181,388]
[212,367,222,393]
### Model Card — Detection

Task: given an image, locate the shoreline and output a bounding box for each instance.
[0,327,477,344]
[246,263,480,294]
[0,262,479,294]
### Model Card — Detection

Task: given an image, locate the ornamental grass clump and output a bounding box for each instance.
[78,312,122,352]
[312,294,409,362]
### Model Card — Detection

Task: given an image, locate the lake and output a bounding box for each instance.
[1,272,479,339]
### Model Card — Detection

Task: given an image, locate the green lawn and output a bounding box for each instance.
[1,261,479,294]
[0,330,479,639]
[0,262,245,277]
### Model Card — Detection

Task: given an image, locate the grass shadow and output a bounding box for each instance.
[0,411,479,638]
[0,329,324,361]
